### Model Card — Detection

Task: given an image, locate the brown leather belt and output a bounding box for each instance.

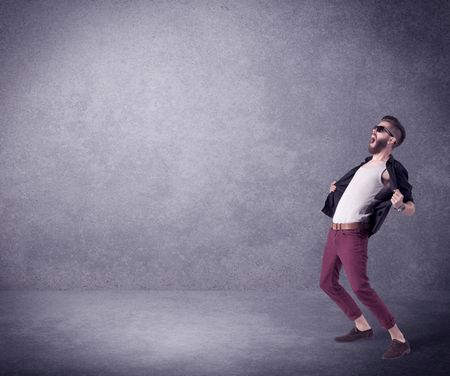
[331,222,370,231]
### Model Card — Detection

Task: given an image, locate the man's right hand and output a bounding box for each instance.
[329,180,337,192]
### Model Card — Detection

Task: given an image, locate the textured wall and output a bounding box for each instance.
[1,0,449,290]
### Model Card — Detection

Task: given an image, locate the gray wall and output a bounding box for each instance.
[1,0,449,291]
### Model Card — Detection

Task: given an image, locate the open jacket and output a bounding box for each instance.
[321,154,414,237]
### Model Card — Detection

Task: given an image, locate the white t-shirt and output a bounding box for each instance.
[332,162,391,224]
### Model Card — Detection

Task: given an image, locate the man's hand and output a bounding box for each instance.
[329,180,337,193]
[391,189,404,209]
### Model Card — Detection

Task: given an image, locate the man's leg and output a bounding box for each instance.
[319,228,363,322]
[337,230,400,334]
[354,313,372,331]
[337,230,411,358]
[387,324,406,342]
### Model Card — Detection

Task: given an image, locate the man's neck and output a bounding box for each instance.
[371,151,392,162]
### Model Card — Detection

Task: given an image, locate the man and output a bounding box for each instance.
[320,115,415,359]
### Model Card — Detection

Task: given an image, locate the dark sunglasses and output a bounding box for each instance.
[373,125,395,138]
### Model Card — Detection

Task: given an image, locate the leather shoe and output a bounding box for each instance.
[382,339,411,359]
[334,327,373,342]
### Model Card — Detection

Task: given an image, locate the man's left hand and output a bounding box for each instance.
[391,189,404,209]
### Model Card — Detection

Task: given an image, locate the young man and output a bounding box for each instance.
[320,115,415,359]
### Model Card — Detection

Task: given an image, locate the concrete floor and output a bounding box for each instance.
[0,289,449,376]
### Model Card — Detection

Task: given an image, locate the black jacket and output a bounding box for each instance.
[321,154,414,237]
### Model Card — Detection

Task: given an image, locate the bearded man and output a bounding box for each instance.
[320,115,415,359]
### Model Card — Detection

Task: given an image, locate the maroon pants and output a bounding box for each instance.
[319,227,396,330]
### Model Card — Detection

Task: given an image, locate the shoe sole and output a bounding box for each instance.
[334,335,374,342]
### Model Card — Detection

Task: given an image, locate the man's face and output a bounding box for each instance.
[368,121,395,154]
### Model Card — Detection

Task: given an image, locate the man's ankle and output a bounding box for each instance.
[391,336,406,343]
[355,324,372,331]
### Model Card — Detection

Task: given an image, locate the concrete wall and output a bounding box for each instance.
[1,0,449,291]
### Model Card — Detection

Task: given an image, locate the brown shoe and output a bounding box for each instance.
[334,327,373,342]
[382,339,411,359]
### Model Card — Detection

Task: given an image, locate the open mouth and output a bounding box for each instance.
[370,135,376,144]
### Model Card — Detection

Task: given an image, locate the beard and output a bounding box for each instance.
[368,137,388,154]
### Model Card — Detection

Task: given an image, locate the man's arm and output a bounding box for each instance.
[402,201,415,216]
[384,164,415,216]
[391,189,415,216]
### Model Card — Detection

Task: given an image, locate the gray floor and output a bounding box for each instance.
[1,289,449,376]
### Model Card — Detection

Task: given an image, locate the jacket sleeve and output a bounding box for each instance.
[321,191,336,217]
[396,162,414,203]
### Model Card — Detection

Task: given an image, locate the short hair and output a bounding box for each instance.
[381,115,405,147]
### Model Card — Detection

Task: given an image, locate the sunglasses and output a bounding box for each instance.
[373,125,395,138]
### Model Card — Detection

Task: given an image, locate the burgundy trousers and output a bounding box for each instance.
[319,227,396,330]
